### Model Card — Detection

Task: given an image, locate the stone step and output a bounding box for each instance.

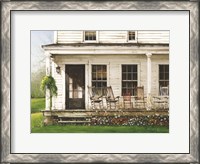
[58,115,91,118]
[58,120,91,124]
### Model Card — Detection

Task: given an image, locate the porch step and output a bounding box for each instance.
[58,120,91,124]
[57,114,91,125]
[58,115,91,118]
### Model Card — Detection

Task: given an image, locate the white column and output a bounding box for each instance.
[51,57,55,110]
[146,52,152,110]
[45,52,51,110]
[146,53,152,95]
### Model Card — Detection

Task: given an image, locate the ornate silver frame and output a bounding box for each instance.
[1,1,199,163]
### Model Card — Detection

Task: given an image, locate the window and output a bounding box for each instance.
[92,65,107,95]
[128,31,136,41]
[84,31,96,41]
[159,65,169,93]
[122,65,137,96]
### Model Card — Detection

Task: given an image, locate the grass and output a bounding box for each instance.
[31,97,45,130]
[31,98,45,113]
[31,112,44,129]
[32,124,169,133]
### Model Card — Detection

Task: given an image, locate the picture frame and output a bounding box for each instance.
[1,0,199,163]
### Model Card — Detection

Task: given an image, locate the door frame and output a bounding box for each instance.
[65,64,85,109]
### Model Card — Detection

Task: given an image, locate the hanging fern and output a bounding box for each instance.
[40,75,58,96]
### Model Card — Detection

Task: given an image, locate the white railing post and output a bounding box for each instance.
[146,52,152,110]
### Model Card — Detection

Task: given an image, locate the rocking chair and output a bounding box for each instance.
[106,86,120,110]
[154,86,169,109]
[123,92,133,109]
[134,86,146,108]
[88,86,103,110]
[160,86,169,96]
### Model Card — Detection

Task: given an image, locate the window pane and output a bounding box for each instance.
[69,91,73,98]
[122,73,126,80]
[85,31,96,41]
[92,65,96,72]
[128,82,132,88]
[128,31,135,40]
[159,73,164,80]
[122,89,126,96]
[128,66,132,72]
[159,65,169,95]
[122,65,138,96]
[128,73,132,80]
[74,91,78,98]
[133,82,137,88]
[97,72,101,80]
[165,66,169,72]
[133,65,137,72]
[165,73,169,79]
[159,65,164,72]
[122,66,126,72]
[102,73,107,80]
[122,82,126,88]
[102,65,106,72]
[92,82,96,87]
[91,65,107,95]
[133,73,137,80]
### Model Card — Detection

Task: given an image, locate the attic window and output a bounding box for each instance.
[84,31,96,41]
[128,31,136,41]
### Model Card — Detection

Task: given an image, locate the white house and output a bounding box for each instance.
[42,30,169,110]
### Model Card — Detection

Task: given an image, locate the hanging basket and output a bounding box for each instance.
[40,75,58,96]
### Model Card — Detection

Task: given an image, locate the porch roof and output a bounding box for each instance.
[42,43,169,55]
[42,43,169,48]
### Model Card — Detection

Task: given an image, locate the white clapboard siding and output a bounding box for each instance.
[99,31,127,43]
[56,31,169,44]
[57,31,83,43]
[137,31,169,44]
[109,63,121,97]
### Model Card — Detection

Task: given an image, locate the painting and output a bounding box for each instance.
[31,30,169,133]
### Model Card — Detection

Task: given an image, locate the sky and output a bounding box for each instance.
[31,31,54,73]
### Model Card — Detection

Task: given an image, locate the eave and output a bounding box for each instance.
[42,43,169,55]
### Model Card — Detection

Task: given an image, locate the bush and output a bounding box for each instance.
[31,68,46,98]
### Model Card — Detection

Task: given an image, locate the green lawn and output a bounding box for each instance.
[31,112,44,129]
[31,98,45,113]
[31,98,45,129]
[32,124,169,133]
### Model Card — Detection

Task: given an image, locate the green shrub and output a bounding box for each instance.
[31,68,45,98]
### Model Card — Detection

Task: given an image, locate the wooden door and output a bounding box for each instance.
[66,65,85,109]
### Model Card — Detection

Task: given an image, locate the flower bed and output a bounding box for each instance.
[90,114,169,126]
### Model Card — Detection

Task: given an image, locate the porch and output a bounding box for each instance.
[42,108,169,126]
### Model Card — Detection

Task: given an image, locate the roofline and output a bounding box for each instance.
[42,43,169,49]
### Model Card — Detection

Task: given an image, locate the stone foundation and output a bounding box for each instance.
[42,109,169,126]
